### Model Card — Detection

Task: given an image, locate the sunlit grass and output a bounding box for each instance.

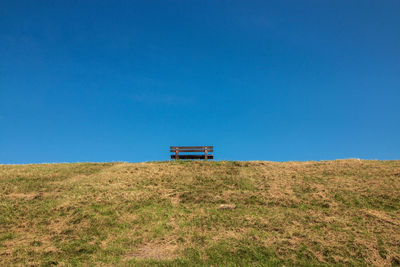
[0,160,399,266]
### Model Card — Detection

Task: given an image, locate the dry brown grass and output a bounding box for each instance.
[0,160,399,266]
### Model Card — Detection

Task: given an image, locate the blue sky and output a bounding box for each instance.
[1,1,399,163]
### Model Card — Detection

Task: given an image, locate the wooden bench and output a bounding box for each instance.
[170,146,214,160]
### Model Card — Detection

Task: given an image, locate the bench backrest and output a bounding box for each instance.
[170,146,214,160]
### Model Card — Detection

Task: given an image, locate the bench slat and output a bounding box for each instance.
[169,149,214,153]
[170,146,214,149]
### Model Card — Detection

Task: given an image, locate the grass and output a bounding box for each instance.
[0,160,399,266]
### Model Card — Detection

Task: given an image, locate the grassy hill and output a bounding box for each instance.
[0,160,399,266]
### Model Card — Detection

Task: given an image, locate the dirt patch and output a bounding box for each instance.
[125,242,178,260]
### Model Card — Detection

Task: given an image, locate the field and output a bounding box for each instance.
[0,160,399,266]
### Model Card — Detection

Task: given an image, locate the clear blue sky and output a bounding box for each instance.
[1,1,399,163]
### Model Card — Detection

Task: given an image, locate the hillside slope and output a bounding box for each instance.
[0,160,399,266]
